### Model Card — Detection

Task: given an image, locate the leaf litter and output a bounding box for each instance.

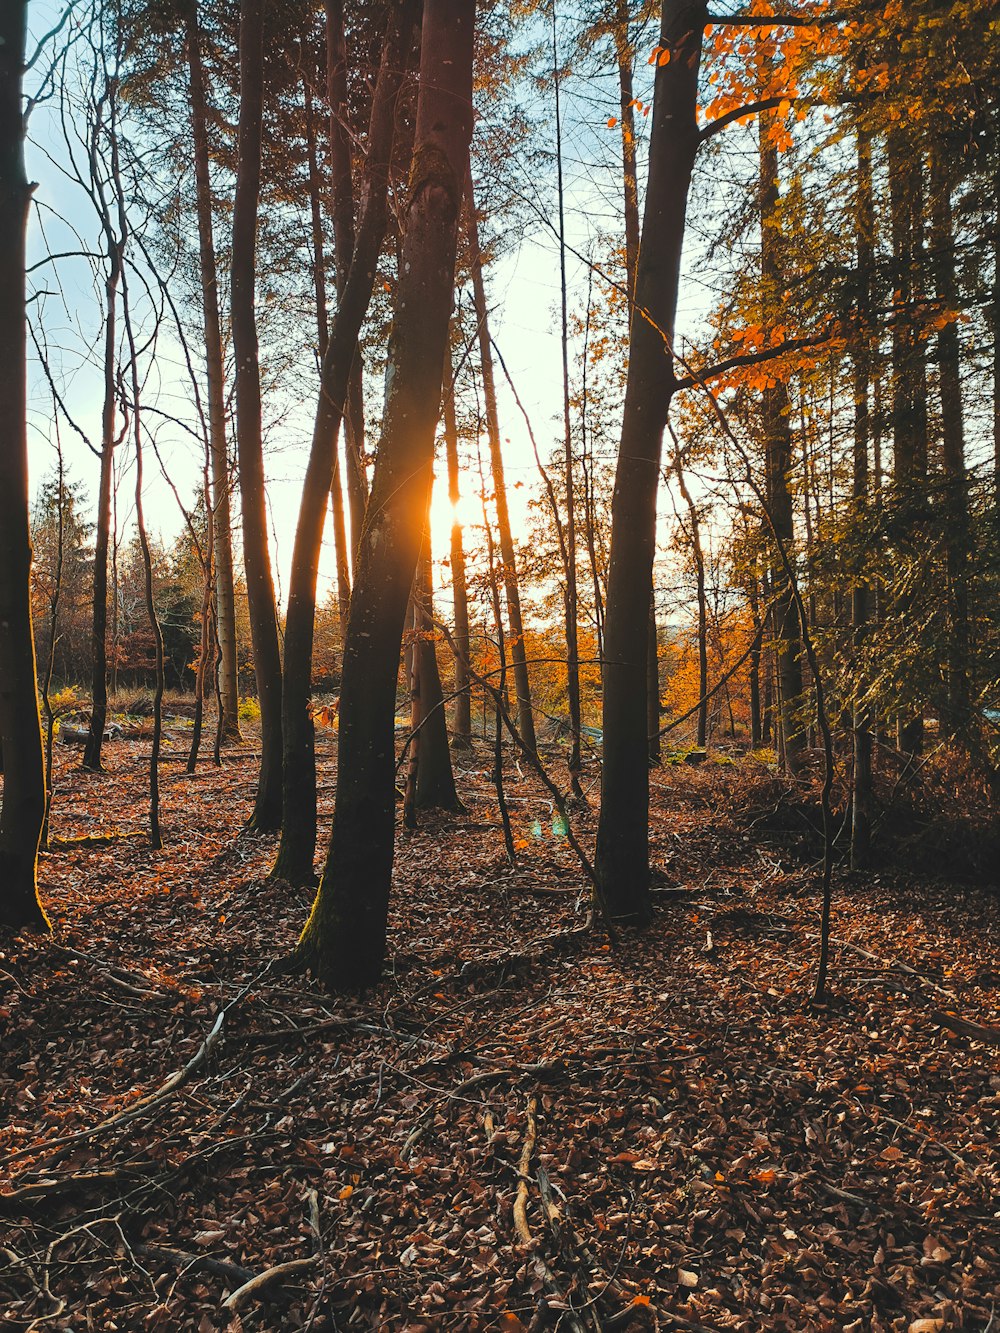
[1,736,999,1331]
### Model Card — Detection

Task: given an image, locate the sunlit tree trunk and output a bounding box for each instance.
[273,4,415,885]
[304,72,351,635]
[0,0,47,931]
[297,0,475,991]
[413,513,461,812]
[443,338,472,746]
[326,0,369,560]
[186,1,241,743]
[595,0,704,921]
[466,168,537,753]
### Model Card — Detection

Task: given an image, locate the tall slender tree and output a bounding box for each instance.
[296,0,476,991]
[0,0,47,931]
[595,0,704,921]
[186,0,241,742]
[232,0,283,832]
[272,2,416,885]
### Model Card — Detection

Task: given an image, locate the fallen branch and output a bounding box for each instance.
[221,1255,318,1312]
[930,1008,1000,1046]
[135,1243,258,1288]
[513,1094,538,1246]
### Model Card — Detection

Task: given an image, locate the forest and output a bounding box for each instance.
[1,0,999,1328]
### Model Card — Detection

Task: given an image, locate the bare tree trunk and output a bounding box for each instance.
[443,337,472,746]
[0,0,47,930]
[83,79,124,774]
[674,456,708,749]
[186,1,241,743]
[233,0,283,832]
[305,73,350,637]
[552,3,582,796]
[929,143,971,736]
[595,0,704,921]
[465,168,537,752]
[759,124,805,775]
[851,125,874,870]
[326,0,369,560]
[273,5,415,885]
[888,128,927,761]
[296,0,475,991]
[747,559,763,750]
[413,514,461,812]
[611,0,661,767]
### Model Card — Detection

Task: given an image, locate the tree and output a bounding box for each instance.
[595,0,704,922]
[185,0,241,743]
[232,0,283,832]
[272,0,417,886]
[296,0,476,991]
[0,0,48,932]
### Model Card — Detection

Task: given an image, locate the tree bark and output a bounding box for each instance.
[888,128,927,761]
[326,0,369,560]
[82,82,125,774]
[0,0,47,931]
[553,3,582,796]
[273,3,415,885]
[413,517,462,812]
[296,0,475,991]
[611,0,662,767]
[929,143,971,736]
[186,1,241,743]
[443,337,472,746]
[759,124,805,775]
[851,125,874,870]
[675,457,709,749]
[465,167,537,753]
[595,0,704,921]
[304,72,351,637]
[232,0,283,831]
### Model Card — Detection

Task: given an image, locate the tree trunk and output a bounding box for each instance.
[553,3,582,795]
[413,518,462,812]
[232,0,283,832]
[747,560,763,750]
[0,1,47,931]
[304,74,351,635]
[273,4,415,885]
[326,0,369,561]
[82,88,124,774]
[675,457,708,749]
[296,0,475,991]
[888,128,927,761]
[929,143,971,736]
[851,125,874,870]
[759,124,805,775]
[595,0,704,921]
[611,0,661,767]
[186,1,241,743]
[443,337,472,746]
[466,168,537,753]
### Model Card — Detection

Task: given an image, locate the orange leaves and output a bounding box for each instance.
[606,115,617,128]
[648,44,671,66]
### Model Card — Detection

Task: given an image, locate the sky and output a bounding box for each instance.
[23,2,715,629]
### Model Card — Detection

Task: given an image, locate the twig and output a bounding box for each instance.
[221,1255,318,1312]
[513,1094,539,1246]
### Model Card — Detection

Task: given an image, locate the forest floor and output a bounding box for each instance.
[2,730,1000,1332]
